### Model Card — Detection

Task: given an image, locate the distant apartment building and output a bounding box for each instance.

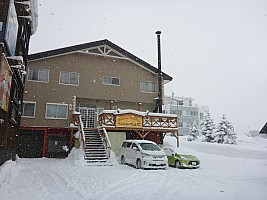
[163,95,209,135]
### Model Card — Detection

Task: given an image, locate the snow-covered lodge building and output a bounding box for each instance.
[163,95,209,136]
[0,0,38,165]
[19,39,177,158]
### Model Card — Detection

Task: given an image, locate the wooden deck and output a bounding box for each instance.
[98,109,179,146]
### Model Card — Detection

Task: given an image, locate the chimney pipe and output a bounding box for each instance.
[156,31,162,113]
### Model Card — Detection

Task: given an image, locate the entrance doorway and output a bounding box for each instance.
[18,130,44,158]
[77,107,96,128]
[47,134,68,158]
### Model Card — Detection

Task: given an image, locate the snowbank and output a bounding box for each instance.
[65,147,86,166]
[0,160,21,189]
[1,135,267,200]
[65,147,119,166]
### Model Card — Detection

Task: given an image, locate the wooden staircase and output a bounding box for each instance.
[84,129,111,165]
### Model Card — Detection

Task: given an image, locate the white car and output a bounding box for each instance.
[120,140,168,169]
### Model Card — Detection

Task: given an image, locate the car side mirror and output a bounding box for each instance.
[133,146,139,151]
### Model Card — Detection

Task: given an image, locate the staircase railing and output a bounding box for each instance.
[77,114,86,156]
[99,127,111,158]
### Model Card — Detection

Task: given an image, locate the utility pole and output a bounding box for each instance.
[156,31,162,113]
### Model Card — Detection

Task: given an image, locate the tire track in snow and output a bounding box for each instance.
[18,159,82,199]
[88,168,148,200]
[89,168,184,200]
[47,170,83,199]
[30,168,51,200]
[142,170,174,200]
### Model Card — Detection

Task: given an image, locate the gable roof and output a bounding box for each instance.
[259,122,267,134]
[28,39,172,82]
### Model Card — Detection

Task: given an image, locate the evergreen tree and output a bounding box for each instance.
[214,114,237,144]
[200,112,216,142]
[187,121,199,141]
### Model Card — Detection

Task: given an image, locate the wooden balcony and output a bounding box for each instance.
[98,109,178,132]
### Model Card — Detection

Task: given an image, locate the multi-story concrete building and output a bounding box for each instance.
[0,0,38,165]
[19,39,174,158]
[163,95,209,135]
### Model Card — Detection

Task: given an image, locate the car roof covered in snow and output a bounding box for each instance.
[122,140,157,144]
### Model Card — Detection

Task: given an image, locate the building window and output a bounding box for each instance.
[28,68,49,82]
[102,76,120,86]
[140,81,155,93]
[46,103,68,119]
[22,101,36,118]
[191,111,198,116]
[178,100,184,106]
[200,113,204,120]
[189,100,192,106]
[59,71,79,86]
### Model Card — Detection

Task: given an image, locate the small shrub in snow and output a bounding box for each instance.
[214,114,237,144]
[187,121,199,141]
[200,112,216,143]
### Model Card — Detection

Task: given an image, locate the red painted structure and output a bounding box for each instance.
[19,127,75,158]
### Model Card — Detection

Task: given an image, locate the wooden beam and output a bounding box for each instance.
[171,131,179,147]
[135,130,151,140]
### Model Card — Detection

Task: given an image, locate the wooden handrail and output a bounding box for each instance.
[99,127,111,158]
[77,114,86,156]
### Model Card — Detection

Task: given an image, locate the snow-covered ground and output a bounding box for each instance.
[1,135,267,200]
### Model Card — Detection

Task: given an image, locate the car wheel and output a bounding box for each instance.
[136,159,142,169]
[121,156,125,165]
[175,160,181,168]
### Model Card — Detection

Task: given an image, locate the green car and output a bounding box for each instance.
[163,147,200,169]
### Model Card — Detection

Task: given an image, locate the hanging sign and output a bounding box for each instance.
[4,0,19,56]
[0,55,13,111]
[116,114,142,128]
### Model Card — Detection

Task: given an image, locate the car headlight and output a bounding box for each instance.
[141,153,150,157]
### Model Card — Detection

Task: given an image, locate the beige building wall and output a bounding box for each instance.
[108,131,126,156]
[21,52,160,127]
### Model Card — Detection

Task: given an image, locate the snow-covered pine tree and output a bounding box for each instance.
[200,112,216,143]
[214,114,237,144]
[187,121,199,141]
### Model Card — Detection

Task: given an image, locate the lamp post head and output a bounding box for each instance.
[155,31,161,35]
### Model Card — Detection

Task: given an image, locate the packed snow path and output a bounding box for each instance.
[1,135,267,200]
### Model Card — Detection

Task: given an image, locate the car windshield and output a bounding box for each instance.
[139,143,161,151]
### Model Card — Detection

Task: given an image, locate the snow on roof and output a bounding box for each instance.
[28,39,172,81]
[73,111,81,115]
[99,109,177,118]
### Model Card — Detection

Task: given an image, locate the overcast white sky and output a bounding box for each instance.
[29,0,267,134]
